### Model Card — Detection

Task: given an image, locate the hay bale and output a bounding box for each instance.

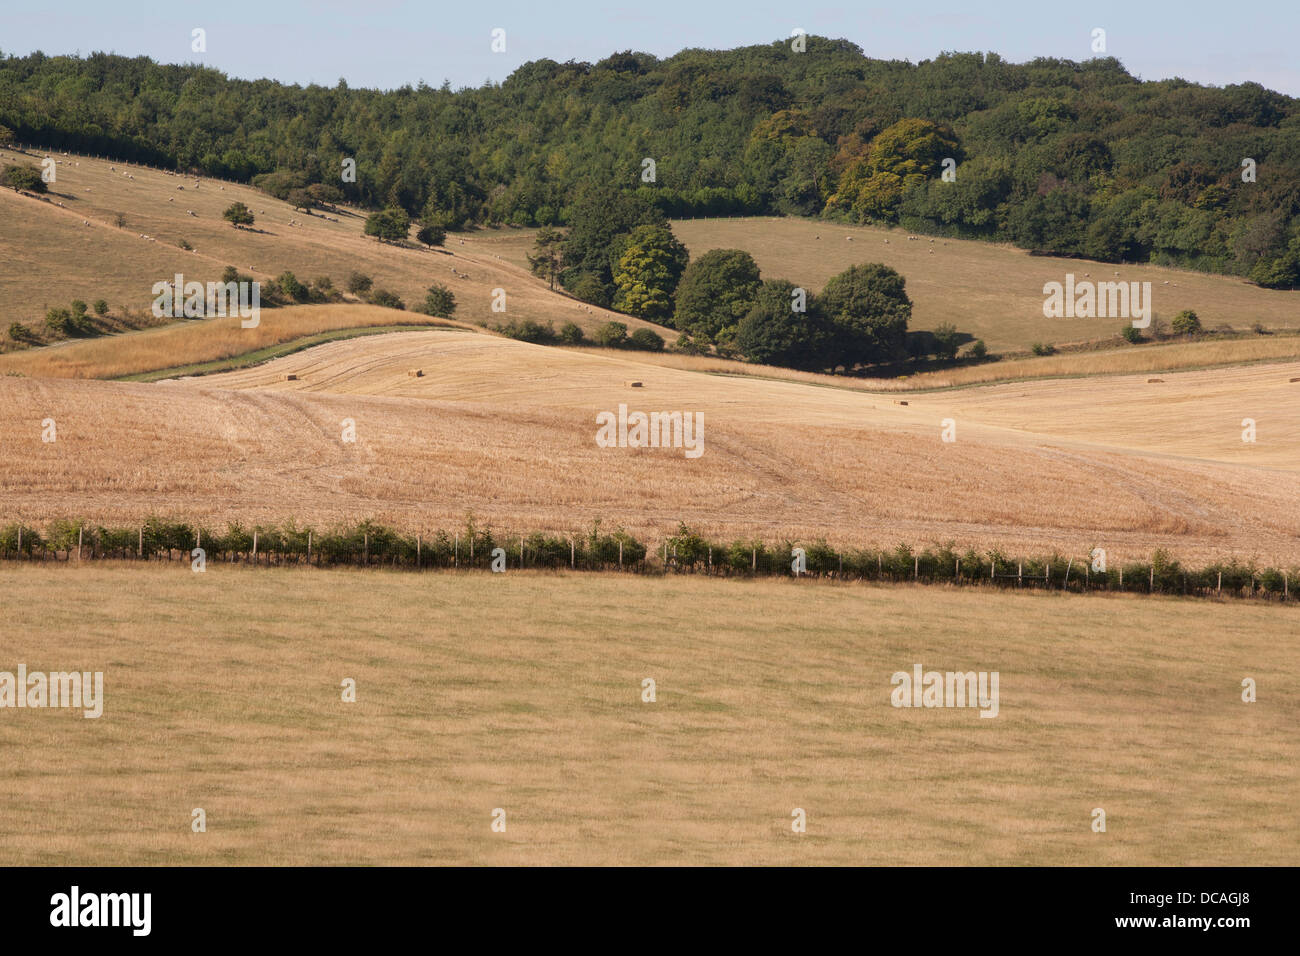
[624,380,643,387]
[1147,378,1164,384]
[284,373,298,381]
[1290,377,1300,383]
[408,369,423,378]
[893,399,909,406]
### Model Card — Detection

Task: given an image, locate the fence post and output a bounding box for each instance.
[914,556,919,580]
[454,533,458,567]
[1150,566,1154,592]
[1064,558,1072,587]
[138,527,143,558]
[1217,570,1221,594]
[752,548,756,571]
[1119,566,1123,589]
[1017,561,1022,586]
[570,539,575,568]
[253,531,258,562]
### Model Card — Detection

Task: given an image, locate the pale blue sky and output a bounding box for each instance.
[4,0,1297,96]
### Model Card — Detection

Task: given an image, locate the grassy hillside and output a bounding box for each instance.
[489,218,1300,352]
[0,147,672,341]
[1,565,1293,866]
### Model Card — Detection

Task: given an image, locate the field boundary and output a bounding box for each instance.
[3,517,1294,604]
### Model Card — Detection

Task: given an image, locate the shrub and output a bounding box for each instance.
[416,283,456,318]
[346,272,373,295]
[1,163,46,193]
[931,322,960,361]
[496,319,557,344]
[627,327,666,352]
[70,300,88,317]
[222,201,255,227]
[364,207,410,242]
[92,299,109,316]
[1031,342,1055,356]
[45,307,73,335]
[1170,309,1202,335]
[594,321,628,347]
[558,321,584,344]
[416,223,446,247]
[368,288,405,310]
[7,322,36,344]
[969,339,987,359]
[1121,325,1143,344]
[277,271,310,302]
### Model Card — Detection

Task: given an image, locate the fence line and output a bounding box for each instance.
[0,519,1294,603]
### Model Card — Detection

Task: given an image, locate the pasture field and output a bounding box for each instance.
[2,329,1298,565]
[0,564,1293,866]
[488,217,1300,352]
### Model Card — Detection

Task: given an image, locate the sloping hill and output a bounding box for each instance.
[0,146,671,340]
[486,217,1300,352]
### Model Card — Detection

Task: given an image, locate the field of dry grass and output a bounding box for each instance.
[2,329,1297,565]
[0,564,1292,866]
[489,217,1300,352]
[0,147,668,341]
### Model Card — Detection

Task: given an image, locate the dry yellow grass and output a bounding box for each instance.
[3,330,1298,564]
[0,147,668,339]
[0,565,1293,865]
[0,303,472,379]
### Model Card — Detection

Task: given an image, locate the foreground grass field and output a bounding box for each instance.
[0,565,1292,865]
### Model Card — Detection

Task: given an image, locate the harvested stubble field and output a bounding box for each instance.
[1,327,1298,565]
[0,565,1293,866]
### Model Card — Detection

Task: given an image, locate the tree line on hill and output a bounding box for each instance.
[531,188,938,370]
[2,42,1298,286]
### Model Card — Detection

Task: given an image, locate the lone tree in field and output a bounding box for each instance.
[1170,310,1202,335]
[527,226,565,290]
[819,262,912,367]
[417,283,457,318]
[364,207,410,243]
[1,163,46,194]
[672,248,762,341]
[415,222,446,247]
[0,125,14,148]
[223,201,255,228]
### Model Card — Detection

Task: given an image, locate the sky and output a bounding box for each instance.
[3,0,1298,97]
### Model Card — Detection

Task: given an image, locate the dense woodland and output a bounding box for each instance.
[2,40,1298,281]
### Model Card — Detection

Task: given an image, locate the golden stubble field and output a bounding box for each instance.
[2,329,1298,564]
[0,565,1292,866]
